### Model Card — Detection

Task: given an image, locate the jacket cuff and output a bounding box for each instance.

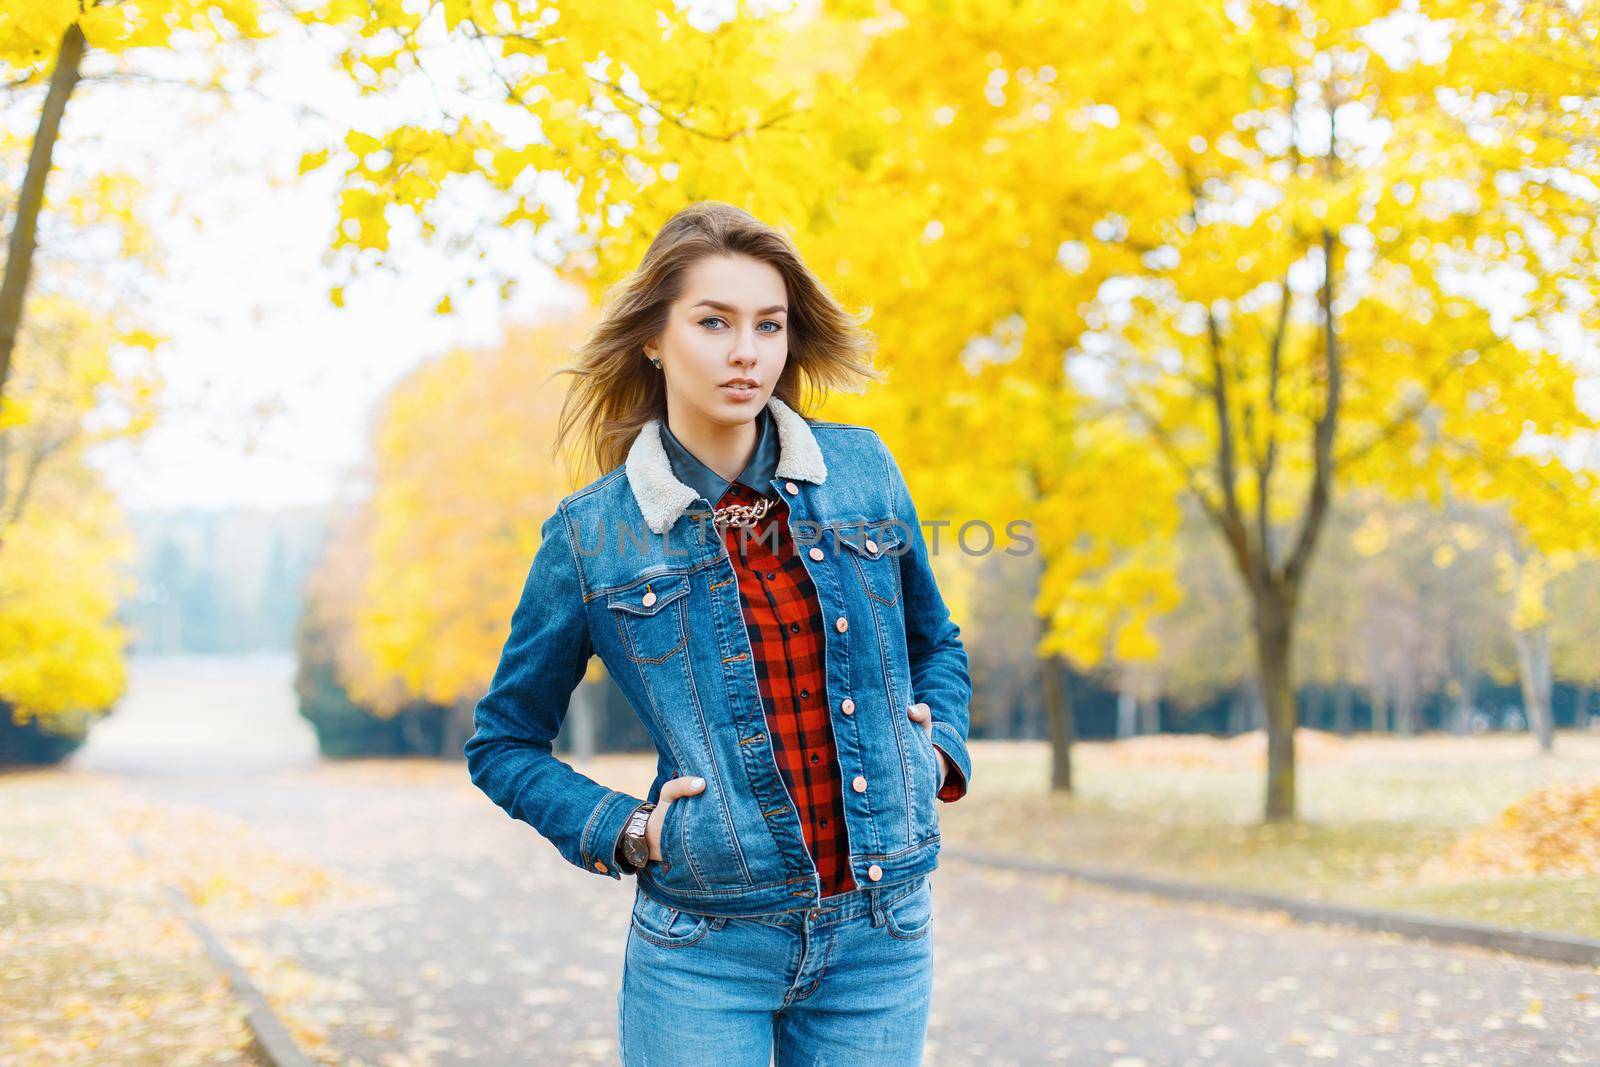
[929,721,971,799]
[581,790,646,879]
[931,742,968,802]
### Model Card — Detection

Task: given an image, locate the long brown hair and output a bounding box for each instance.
[552,201,884,482]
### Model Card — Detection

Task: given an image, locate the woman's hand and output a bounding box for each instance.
[907,701,949,783]
[647,774,706,863]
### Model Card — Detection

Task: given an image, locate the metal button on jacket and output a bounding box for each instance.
[867,864,883,881]
[840,697,856,715]
[852,775,867,792]
[785,481,799,494]
[834,616,848,633]
[641,590,656,607]
[809,547,824,561]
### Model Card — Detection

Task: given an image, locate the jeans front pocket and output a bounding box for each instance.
[882,877,933,941]
[630,890,710,949]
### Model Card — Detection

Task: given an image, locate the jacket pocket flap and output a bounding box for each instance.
[835,521,907,559]
[606,571,691,617]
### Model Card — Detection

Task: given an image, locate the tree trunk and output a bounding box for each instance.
[1116,688,1137,738]
[1449,638,1478,736]
[1139,694,1161,735]
[441,697,476,758]
[1512,624,1555,752]
[0,22,85,403]
[567,678,598,758]
[1395,684,1417,737]
[1255,594,1297,822]
[1041,654,1075,793]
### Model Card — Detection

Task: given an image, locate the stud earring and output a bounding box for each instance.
[649,356,662,370]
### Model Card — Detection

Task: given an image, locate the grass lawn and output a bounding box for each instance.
[939,730,1600,940]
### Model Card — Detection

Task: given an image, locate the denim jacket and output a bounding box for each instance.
[463,396,973,916]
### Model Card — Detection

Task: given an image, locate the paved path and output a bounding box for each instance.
[110,758,1599,1067]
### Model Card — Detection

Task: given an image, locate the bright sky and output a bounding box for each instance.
[64,15,582,511]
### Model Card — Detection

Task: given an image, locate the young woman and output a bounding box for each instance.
[464,201,972,1065]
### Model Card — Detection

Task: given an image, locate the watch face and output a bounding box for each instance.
[623,834,650,867]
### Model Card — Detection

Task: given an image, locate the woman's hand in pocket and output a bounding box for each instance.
[648,774,706,863]
[907,702,950,785]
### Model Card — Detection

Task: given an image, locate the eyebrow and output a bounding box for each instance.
[692,299,788,315]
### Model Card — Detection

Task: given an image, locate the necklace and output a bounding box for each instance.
[713,495,774,533]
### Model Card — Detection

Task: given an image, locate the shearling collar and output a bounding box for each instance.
[624,395,828,535]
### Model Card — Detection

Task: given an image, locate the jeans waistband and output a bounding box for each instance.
[692,872,926,931]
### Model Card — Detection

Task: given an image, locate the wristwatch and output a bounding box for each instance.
[615,801,656,874]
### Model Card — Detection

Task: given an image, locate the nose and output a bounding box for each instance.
[728,328,759,367]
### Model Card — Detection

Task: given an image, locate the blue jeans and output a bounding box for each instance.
[618,873,935,1065]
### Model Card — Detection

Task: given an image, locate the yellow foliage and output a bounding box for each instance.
[0,293,154,728]
[299,0,1600,694]
[343,316,590,710]
[1423,780,1600,880]
[2,0,271,69]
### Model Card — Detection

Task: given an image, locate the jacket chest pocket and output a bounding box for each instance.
[838,522,905,606]
[606,571,691,664]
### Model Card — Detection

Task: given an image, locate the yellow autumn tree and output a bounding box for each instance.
[0,0,277,408]
[346,316,591,751]
[0,289,158,753]
[308,1,1600,824]
[823,0,1600,818]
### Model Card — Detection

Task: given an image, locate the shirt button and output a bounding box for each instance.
[867,864,882,881]
[786,481,799,494]
[841,698,855,714]
[789,622,801,633]
[800,688,809,699]
[852,775,867,792]
[810,754,819,763]
[808,547,824,561]
[835,616,848,633]
[766,572,776,580]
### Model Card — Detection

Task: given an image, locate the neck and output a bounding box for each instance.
[663,399,760,483]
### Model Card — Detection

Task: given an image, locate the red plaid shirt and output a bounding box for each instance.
[716,479,966,898]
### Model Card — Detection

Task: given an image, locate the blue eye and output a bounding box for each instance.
[698,317,784,333]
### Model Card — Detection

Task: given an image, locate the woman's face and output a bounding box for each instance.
[646,253,788,430]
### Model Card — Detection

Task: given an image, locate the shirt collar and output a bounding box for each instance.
[658,405,780,506]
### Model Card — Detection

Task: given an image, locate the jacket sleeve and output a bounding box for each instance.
[463,505,645,879]
[875,433,974,799]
